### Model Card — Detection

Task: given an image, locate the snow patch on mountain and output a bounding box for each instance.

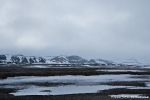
[114,58,142,66]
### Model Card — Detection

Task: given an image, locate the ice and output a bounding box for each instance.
[1,74,149,96]
[110,94,149,98]
[23,65,49,68]
[0,75,144,84]
[96,69,147,72]
[11,85,133,96]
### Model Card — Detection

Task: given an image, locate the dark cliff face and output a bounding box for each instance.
[0,55,6,60]
[50,56,67,63]
[21,57,28,64]
[66,56,88,64]
[11,56,20,64]
[29,58,34,64]
[33,57,37,63]
[89,59,97,64]
[39,57,46,63]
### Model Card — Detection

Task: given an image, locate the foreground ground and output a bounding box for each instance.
[0,65,150,100]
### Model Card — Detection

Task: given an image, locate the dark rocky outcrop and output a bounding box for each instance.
[39,57,46,63]
[21,57,28,64]
[67,56,88,64]
[0,55,6,60]
[11,56,20,64]
[29,58,34,64]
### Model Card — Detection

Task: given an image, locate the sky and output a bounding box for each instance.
[0,0,150,63]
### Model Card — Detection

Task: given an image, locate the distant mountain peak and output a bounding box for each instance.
[113,58,141,66]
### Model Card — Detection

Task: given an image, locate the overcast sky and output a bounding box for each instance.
[0,0,150,63]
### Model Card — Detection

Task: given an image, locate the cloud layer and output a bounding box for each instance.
[0,0,150,63]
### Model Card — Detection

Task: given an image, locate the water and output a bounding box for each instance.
[96,69,147,72]
[10,85,132,96]
[0,74,148,96]
[110,94,149,99]
[0,74,144,84]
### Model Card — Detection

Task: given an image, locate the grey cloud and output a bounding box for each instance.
[0,0,150,63]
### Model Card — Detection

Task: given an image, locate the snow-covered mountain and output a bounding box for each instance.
[0,54,110,65]
[113,58,142,66]
[0,54,142,66]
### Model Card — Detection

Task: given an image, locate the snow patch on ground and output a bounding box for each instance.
[96,69,147,72]
[110,94,149,99]
[23,65,49,68]
[0,75,145,84]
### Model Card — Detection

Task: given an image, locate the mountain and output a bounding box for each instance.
[0,54,113,65]
[0,54,142,66]
[113,58,142,66]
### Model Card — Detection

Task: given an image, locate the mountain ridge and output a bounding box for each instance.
[0,54,142,66]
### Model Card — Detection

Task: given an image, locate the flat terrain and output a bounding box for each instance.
[0,65,150,100]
